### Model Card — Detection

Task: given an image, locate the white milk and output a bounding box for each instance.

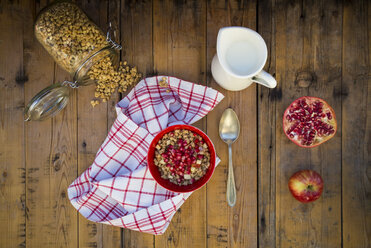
[225,41,258,76]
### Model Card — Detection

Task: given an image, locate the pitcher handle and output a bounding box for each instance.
[252,70,277,88]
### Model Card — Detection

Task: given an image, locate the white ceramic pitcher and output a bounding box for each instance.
[211,27,277,91]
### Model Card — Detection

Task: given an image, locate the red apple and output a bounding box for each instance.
[288,170,324,203]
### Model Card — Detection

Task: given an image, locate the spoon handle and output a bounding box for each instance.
[227,144,236,207]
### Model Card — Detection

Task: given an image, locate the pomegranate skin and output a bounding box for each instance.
[288,170,324,203]
[283,96,337,148]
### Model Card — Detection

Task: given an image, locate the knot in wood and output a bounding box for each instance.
[295,71,315,88]
[54,163,61,172]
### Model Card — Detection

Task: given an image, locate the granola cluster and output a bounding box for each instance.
[89,58,141,106]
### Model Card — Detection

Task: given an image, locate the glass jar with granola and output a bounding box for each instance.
[25,1,141,121]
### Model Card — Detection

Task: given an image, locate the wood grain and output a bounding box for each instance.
[120,0,154,247]
[23,0,53,242]
[206,1,258,247]
[257,0,277,246]
[342,0,371,247]
[0,1,26,247]
[153,0,207,247]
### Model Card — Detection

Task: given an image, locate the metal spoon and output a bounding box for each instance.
[219,108,240,207]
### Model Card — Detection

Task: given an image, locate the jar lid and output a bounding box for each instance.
[24,81,75,121]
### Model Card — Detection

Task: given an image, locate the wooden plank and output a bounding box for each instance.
[305,0,342,247]
[23,0,79,247]
[119,0,153,246]
[206,1,258,247]
[75,0,122,247]
[24,0,79,247]
[105,0,123,246]
[274,1,306,247]
[342,0,371,247]
[24,1,54,246]
[257,0,277,246]
[153,0,207,247]
[0,1,26,247]
[275,0,342,247]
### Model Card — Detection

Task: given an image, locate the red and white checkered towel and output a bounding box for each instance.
[68,76,224,235]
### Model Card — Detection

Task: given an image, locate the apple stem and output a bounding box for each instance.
[307,185,313,191]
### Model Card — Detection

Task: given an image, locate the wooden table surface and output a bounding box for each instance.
[1,0,370,247]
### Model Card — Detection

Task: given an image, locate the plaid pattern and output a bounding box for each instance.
[68,76,224,234]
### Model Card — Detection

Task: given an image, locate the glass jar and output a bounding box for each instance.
[25,1,121,121]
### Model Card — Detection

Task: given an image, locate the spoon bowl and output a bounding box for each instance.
[219,108,240,144]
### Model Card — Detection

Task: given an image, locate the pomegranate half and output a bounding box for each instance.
[283,96,337,148]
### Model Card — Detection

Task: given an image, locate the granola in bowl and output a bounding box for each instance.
[148,125,216,193]
[154,129,211,186]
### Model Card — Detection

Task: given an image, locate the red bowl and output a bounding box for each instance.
[147,125,216,193]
